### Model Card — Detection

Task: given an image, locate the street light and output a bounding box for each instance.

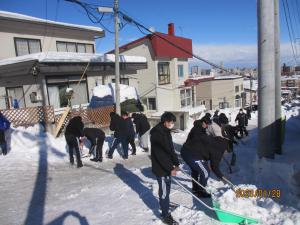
[98,0,121,115]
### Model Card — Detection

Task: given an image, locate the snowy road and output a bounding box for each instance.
[0,148,221,225]
[1,107,300,225]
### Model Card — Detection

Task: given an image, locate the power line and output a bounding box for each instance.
[65,0,115,33]
[285,0,299,57]
[119,11,230,73]
[65,0,236,72]
[282,0,298,64]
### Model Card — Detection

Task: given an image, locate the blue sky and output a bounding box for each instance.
[0,0,297,67]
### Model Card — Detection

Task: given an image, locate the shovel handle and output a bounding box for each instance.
[222,177,237,190]
[178,166,211,194]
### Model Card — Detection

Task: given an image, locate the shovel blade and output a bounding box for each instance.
[213,202,259,224]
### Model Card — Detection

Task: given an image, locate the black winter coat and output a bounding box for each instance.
[83,128,105,144]
[132,114,150,136]
[181,135,228,179]
[124,118,135,140]
[65,116,84,138]
[150,123,179,177]
[186,120,207,142]
[235,113,248,127]
[109,114,127,138]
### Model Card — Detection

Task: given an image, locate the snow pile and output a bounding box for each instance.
[92,85,112,98]
[214,184,300,225]
[110,83,139,102]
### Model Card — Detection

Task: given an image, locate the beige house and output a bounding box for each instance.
[185,75,245,110]
[0,11,146,110]
[109,23,193,113]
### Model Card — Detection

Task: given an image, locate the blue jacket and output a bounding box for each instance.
[0,114,10,131]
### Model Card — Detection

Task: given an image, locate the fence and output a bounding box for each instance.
[0,106,55,127]
[54,105,114,130]
[1,105,114,129]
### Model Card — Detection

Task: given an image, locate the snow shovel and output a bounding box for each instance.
[175,169,259,224]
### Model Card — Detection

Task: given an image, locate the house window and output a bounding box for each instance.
[178,64,184,79]
[235,95,241,107]
[47,76,88,108]
[158,62,170,85]
[14,38,41,56]
[235,85,239,93]
[148,98,156,110]
[56,41,94,53]
[180,89,192,107]
[6,86,26,108]
[111,78,129,85]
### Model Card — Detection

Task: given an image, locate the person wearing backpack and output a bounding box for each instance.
[0,112,11,155]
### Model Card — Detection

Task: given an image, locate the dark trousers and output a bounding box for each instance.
[128,138,137,154]
[0,130,7,155]
[182,150,210,192]
[238,126,248,137]
[108,136,129,158]
[65,134,82,166]
[88,136,105,160]
[156,176,171,217]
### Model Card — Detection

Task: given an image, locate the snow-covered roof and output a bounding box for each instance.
[188,75,215,80]
[0,10,103,33]
[214,75,243,80]
[0,52,147,66]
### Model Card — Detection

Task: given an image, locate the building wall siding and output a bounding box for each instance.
[0,19,97,59]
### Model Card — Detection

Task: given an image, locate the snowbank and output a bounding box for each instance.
[214,184,300,225]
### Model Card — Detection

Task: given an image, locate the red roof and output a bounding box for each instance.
[107,32,193,59]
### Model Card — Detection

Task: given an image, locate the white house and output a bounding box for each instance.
[0,11,147,110]
[108,23,193,113]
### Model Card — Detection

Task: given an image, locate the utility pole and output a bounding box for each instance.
[97,2,120,114]
[250,73,253,112]
[257,0,276,158]
[114,0,121,115]
[274,0,282,154]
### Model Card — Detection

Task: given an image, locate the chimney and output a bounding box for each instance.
[168,23,175,36]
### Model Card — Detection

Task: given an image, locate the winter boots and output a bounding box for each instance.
[162,213,179,225]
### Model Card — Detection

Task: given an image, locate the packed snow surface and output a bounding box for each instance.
[0,102,300,225]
